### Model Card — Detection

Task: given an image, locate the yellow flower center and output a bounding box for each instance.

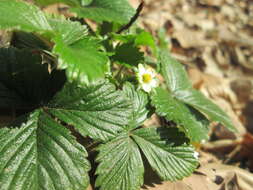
[142,74,152,83]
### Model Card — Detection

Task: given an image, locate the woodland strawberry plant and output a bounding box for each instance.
[0,0,236,190]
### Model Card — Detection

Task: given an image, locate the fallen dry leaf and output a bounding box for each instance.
[141,174,219,190]
[198,163,253,190]
[173,29,216,49]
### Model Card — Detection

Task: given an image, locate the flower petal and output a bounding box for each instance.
[150,79,158,87]
[193,151,199,159]
[142,84,152,92]
[136,64,158,93]
[138,64,146,74]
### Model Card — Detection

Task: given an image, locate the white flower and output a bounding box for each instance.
[193,151,199,159]
[136,64,158,92]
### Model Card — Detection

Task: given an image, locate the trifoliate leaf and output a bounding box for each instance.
[111,42,144,68]
[53,37,109,84]
[160,50,192,92]
[0,110,90,190]
[48,17,88,45]
[151,88,209,142]
[95,133,144,190]
[123,83,148,129]
[132,127,198,181]
[71,0,135,24]
[48,80,132,142]
[175,89,236,133]
[0,0,52,32]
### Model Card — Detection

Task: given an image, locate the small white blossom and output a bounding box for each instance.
[193,151,199,159]
[136,64,158,92]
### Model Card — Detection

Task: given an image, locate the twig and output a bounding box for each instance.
[114,65,125,79]
[116,0,145,34]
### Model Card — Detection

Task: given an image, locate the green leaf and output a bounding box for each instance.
[11,31,50,50]
[0,83,23,108]
[0,110,90,190]
[0,82,23,108]
[80,0,93,6]
[95,133,144,190]
[134,30,157,55]
[175,89,236,133]
[48,80,132,141]
[112,30,156,53]
[34,0,92,6]
[112,34,136,43]
[0,0,51,32]
[0,47,66,106]
[132,127,198,181]
[53,37,108,84]
[34,0,81,6]
[48,17,88,45]
[71,0,135,24]
[157,28,170,50]
[159,51,236,134]
[111,42,144,68]
[98,22,121,36]
[0,1,87,45]
[160,50,192,92]
[123,83,148,129]
[151,88,209,142]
